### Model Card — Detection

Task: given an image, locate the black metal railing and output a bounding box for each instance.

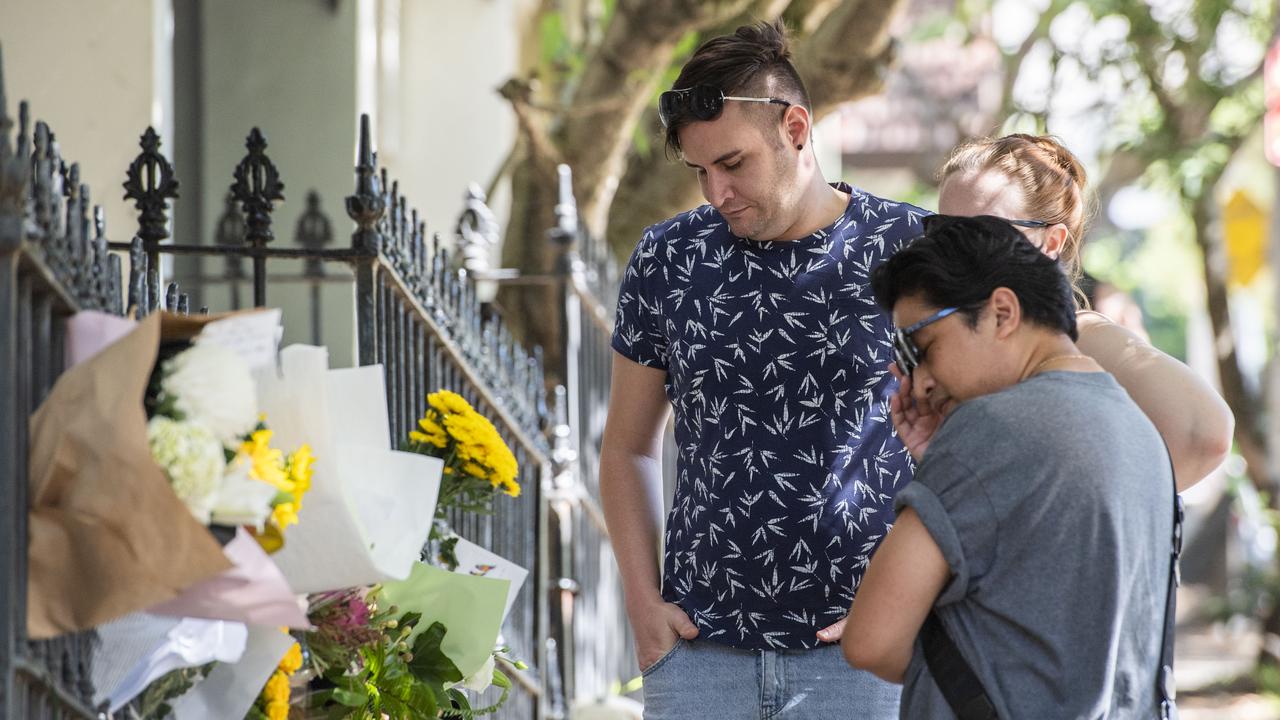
[1,47,560,717]
[546,164,643,705]
[1,58,120,719]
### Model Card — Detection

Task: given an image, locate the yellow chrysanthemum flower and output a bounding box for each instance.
[265,700,289,720]
[428,390,473,416]
[279,642,303,674]
[501,477,521,498]
[264,670,290,704]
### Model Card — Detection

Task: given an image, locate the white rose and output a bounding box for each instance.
[209,452,277,529]
[147,416,225,524]
[459,653,496,693]
[160,341,258,448]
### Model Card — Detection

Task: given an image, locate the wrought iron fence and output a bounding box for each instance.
[0,65,120,719]
[0,49,561,717]
[546,165,645,705]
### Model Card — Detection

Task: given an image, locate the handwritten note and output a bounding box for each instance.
[197,308,283,370]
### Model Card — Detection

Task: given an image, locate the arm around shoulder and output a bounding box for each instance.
[1076,310,1234,491]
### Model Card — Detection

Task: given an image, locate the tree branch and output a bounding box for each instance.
[558,0,759,233]
[795,0,908,117]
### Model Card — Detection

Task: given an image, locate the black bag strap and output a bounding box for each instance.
[920,611,998,720]
[1157,488,1185,720]
[921,457,1185,720]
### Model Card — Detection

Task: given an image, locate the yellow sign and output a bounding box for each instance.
[1223,190,1268,288]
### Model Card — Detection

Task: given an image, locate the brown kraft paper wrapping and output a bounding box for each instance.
[27,313,232,639]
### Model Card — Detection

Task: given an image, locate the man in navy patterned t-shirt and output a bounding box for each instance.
[600,20,926,719]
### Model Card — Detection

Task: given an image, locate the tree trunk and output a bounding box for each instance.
[1191,191,1280,666]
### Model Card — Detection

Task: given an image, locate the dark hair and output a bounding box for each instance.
[871,215,1078,341]
[664,20,811,154]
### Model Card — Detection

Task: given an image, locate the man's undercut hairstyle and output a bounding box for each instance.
[871,215,1078,341]
[664,19,811,155]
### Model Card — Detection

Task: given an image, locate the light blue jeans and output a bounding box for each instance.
[640,638,901,719]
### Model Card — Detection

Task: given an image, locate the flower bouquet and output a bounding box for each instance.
[302,585,521,719]
[146,337,314,549]
[407,391,520,569]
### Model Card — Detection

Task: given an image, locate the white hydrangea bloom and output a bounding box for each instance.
[160,340,258,448]
[147,416,225,524]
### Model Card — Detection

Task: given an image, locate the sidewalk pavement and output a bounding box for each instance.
[1177,585,1280,719]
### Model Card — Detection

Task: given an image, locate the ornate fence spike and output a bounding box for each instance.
[295,189,333,277]
[433,246,449,323]
[67,181,90,293]
[48,132,66,240]
[231,127,284,308]
[409,207,421,270]
[346,114,384,252]
[456,182,499,277]
[396,195,409,276]
[7,101,31,231]
[107,252,123,315]
[92,203,108,307]
[373,167,390,241]
[122,126,179,245]
[230,127,284,247]
[551,163,578,246]
[128,236,147,317]
[30,122,52,238]
[0,52,30,224]
[147,264,160,314]
[165,282,179,311]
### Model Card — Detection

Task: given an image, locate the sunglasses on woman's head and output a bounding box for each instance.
[658,85,792,128]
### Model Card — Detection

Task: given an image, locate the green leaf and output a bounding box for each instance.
[331,686,369,707]
[408,622,464,684]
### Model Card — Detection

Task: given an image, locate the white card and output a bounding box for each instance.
[451,537,528,622]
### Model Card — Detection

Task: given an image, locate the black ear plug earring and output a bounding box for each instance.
[796,143,804,150]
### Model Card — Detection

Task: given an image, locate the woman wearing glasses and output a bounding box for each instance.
[931,133,1233,492]
[816,134,1231,649]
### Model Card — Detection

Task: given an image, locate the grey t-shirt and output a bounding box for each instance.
[895,370,1173,719]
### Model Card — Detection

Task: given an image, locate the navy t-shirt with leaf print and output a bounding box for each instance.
[611,183,928,650]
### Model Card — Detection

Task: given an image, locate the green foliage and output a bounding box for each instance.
[538,11,586,96]
[130,662,216,720]
[309,618,468,720]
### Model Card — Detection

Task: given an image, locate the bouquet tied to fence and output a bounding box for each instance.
[407,390,519,508]
[146,337,314,552]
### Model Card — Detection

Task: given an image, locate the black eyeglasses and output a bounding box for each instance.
[658,85,792,128]
[923,214,1049,232]
[893,306,958,377]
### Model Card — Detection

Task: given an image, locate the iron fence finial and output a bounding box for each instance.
[346,113,384,252]
[123,126,179,245]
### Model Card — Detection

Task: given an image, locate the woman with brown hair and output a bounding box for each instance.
[935,133,1232,491]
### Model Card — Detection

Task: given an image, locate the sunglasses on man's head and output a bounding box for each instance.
[893,306,958,377]
[658,85,792,128]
